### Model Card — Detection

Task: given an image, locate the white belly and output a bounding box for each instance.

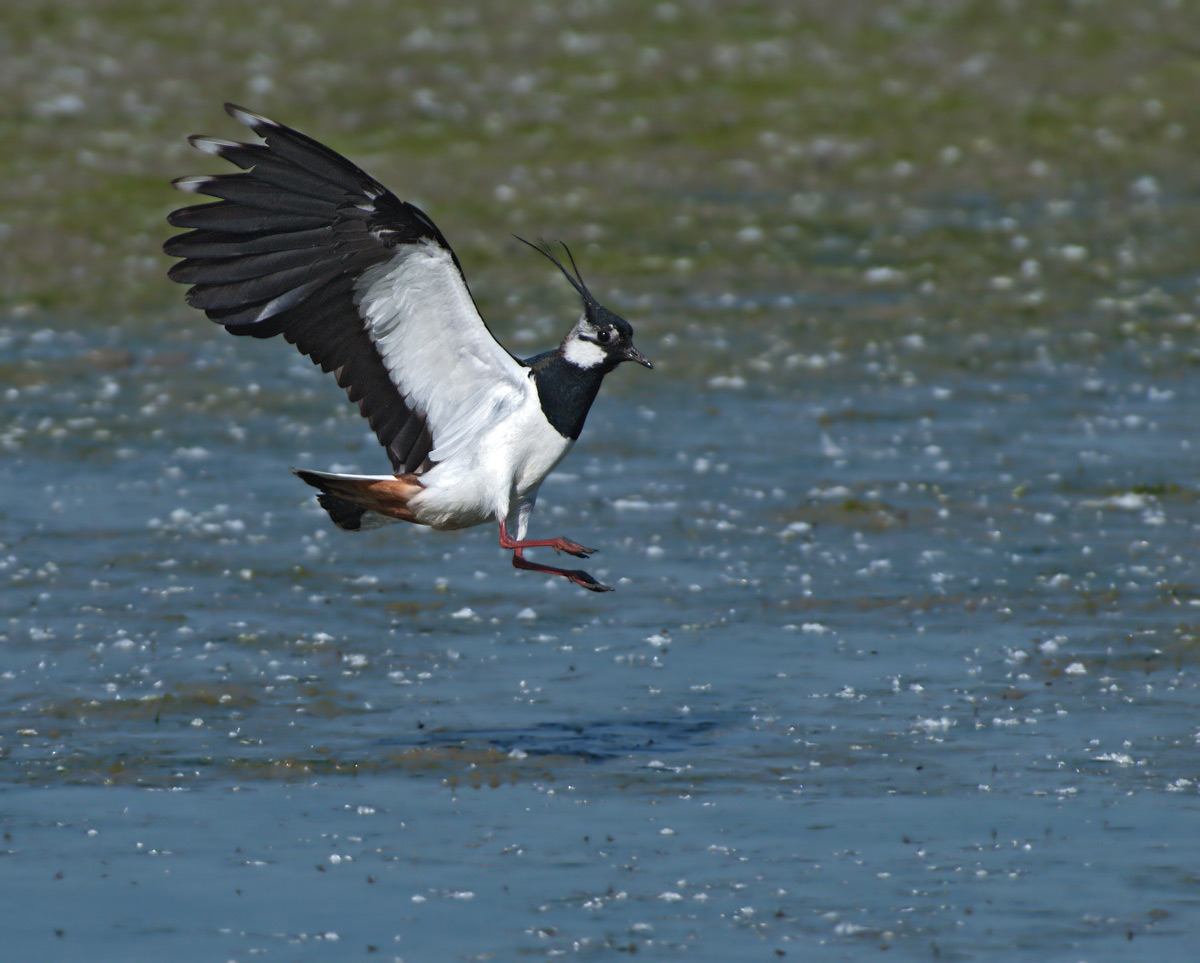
[407,396,573,531]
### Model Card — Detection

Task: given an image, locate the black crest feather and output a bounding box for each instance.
[514,235,597,306]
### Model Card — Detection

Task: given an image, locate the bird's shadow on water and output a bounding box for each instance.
[381,713,744,762]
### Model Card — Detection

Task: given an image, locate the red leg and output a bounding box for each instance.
[498,520,595,558]
[500,521,613,593]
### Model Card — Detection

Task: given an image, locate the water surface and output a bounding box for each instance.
[6,1,1200,959]
[4,294,1200,959]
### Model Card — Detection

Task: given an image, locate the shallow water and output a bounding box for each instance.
[7,1,1200,956]
[4,290,1200,959]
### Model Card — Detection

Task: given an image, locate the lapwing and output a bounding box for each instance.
[165,104,651,593]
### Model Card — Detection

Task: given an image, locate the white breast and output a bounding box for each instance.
[406,376,573,531]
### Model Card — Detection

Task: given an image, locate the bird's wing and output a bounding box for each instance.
[165,103,531,474]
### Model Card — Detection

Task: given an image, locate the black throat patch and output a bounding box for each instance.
[526,350,610,440]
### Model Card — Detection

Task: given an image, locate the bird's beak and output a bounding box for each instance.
[622,343,653,369]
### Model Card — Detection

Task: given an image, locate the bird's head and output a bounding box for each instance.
[517,237,652,373]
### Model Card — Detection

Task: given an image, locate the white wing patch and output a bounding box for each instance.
[353,240,532,464]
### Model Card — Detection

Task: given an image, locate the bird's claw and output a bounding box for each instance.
[570,570,614,592]
[553,538,596,558]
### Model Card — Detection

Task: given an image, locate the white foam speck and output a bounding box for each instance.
[834,921,868,936]
[1083,493,1148,511]
[864,266,905,285]
[1130,175,1159,198]
[34,94,86,117]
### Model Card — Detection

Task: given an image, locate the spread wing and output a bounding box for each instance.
[164,103,531,473]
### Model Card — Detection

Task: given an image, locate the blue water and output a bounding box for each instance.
[3,313,1200,960]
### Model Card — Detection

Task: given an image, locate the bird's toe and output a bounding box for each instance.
[572,570,614,592]
[554,538,597,558]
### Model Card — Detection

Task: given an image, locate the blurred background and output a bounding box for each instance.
[5,2,1200,960]
[6,0,1200,343]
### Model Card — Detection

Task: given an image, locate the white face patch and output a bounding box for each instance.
[562,332,607,369]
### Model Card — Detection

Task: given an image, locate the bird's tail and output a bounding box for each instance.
[292,469,424,532]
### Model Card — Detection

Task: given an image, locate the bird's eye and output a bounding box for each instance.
[597,329,611,344]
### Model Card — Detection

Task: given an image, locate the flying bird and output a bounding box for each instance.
[165,104,651,592]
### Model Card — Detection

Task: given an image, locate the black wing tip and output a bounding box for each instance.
[224,103,277,132]
[171,174,214,194]
[187,134,242,158]
[164,201,223,228]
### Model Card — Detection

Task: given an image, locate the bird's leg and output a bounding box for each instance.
[499,521,613,593]
[510,546,614,593]
[497,519,595,558]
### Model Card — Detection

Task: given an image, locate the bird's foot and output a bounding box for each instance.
[510,549,614,592]
[568,569,614,592]
[548,537,596,558]
[498,522,596,558]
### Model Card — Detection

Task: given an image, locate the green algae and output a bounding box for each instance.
[1,0,1199,349]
